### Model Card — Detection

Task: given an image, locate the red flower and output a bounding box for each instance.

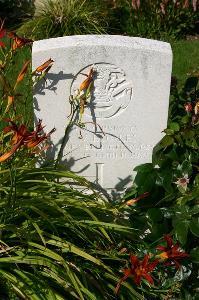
[116,254,159,294]
[0,19,6,47]
[156,235,189,269]
[0,119,55,162]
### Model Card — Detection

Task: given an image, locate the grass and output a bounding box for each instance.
[17,0,107,39]
[171,40,199,84]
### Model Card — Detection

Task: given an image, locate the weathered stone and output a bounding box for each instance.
[33,35,172,198]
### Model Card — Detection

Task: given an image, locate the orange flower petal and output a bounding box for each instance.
[0,140,22,163]
[126,192,149,206]
[115,268,132,294]
[9,32,33,50]
[5,95,15,112]
[16,60,31,85]
[79,68,94,91]
[34,58,54,73]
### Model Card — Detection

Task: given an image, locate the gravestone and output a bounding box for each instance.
[33,35,172,198]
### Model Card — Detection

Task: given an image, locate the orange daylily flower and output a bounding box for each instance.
[15,60,31,86]
[0,119,55,162]
[80,68,94,91]
[43,65,53,75]
[126,192,149,206]
[116,254,159,294]
[0,140,22,163]
[33,58,54,74]
[156,235,189,269]
[8,32,33,50]
[5,95,15,112]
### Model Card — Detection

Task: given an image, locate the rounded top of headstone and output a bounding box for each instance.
[33,35,172,55]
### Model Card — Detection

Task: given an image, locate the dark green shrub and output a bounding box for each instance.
[108,0,199,40]
[124,72,199,299]
[0,0,34,28]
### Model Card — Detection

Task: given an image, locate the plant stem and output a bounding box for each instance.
[55,107,78,168]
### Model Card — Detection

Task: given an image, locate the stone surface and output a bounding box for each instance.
[32,35,172,198]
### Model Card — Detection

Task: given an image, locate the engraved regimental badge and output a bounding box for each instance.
[71,63,133,119]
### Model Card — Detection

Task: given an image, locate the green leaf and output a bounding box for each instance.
[164,129,174,135]
[169,122,180,132]
[147,208,162,223]
[133,163,153,173]
[174,220,189,245]
[32,222,46,247]
[190,247,199,263]
[184,76,198,92]
[78,220,135,232]
[159,136,174,148]
[46,236,112,273]
[189,217,199,237]
[190,205,199,215]
[133,164,157,193]
[181,115,190,124]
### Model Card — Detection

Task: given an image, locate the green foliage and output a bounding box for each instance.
[18,0,108,40]
[0,26,198,299]
[124,72,199,299]
[0,39,33,129]
[16,0,199,41]
[172,40,199,84]
[0,167,141,299]
[108,0,198,40]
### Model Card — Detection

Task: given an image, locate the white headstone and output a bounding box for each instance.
[33,35,172,198]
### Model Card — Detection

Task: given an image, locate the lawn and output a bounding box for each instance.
[171,39,199,84]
